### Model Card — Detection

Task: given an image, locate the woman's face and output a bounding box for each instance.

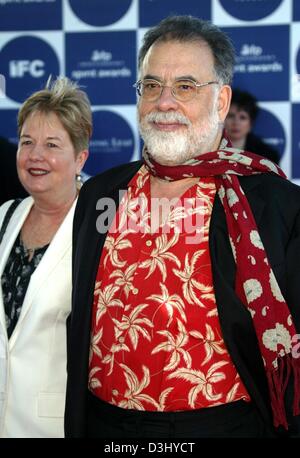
[225,104,252,143]
[17,111,87,203]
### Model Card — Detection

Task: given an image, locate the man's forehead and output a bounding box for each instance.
[141,39,214,74]
[145,38,211,56]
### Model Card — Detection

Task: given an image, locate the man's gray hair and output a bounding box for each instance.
[138,15,235,85]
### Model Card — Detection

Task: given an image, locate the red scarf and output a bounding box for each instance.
[143,135,300,429]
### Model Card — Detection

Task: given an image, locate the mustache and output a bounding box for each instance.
[144,112,191,126]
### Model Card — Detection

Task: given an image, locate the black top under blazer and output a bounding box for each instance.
[64,161,300,437]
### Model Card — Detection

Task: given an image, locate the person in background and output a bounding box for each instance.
[65,16,300,438]
[0,77,91,438]
[0,136,28,205]
[225,89,280,164]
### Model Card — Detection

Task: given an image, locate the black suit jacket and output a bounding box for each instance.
[65,161,300,437]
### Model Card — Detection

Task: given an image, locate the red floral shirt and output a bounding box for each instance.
[89,166,250,411]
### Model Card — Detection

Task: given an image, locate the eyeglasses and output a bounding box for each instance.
[133,79,219,102]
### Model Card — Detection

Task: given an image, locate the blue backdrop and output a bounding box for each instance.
[0,0,299,184]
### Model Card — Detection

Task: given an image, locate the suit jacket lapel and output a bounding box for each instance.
[73,162,143,322]
[65,162,143,436]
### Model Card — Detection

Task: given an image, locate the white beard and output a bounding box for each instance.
[139,100,221,166]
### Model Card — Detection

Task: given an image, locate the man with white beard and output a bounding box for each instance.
[65,16,300,438]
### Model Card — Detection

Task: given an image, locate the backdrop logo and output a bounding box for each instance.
[227,25,289,101]
[235,42,282,73]
[91,50,112,62]
[69,0,132,26]
[219,0,283,21]
[254,107,285,158]
[240,44,262,57]
[9,59,44,78]
[66,32,136,105]
[139,0,211,27]
[85,110,134,176]
[71,49,130,79]
[0,36,59,103]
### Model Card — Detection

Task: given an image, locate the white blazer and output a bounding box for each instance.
[0,196,75,438]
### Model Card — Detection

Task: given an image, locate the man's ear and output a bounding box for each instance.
[217,85,232,122]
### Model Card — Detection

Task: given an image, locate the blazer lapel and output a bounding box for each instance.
[0,197,33,334]
[8,200,76,348]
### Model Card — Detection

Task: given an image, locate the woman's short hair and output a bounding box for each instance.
[138,15,235,85]
[17,76,92,154]
[231,89,259,122]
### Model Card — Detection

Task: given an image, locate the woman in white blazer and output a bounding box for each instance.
[0,77,91,438]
